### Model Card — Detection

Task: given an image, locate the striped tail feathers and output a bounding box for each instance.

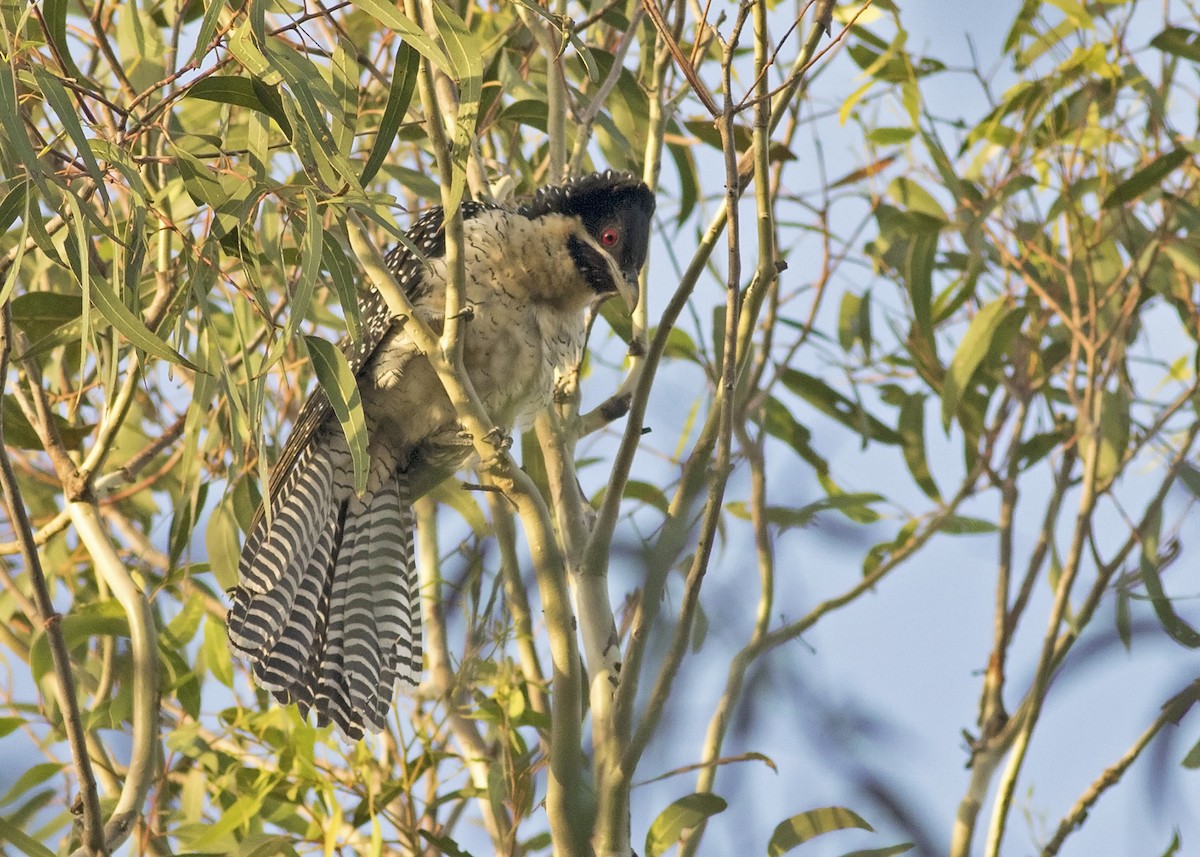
[251,500,342,709]
[312,476,422,738]
[226,441,340,657]
[369,483,422,721]
[229,433,424,739]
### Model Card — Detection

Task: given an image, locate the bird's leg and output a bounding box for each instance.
[483,426,512,452]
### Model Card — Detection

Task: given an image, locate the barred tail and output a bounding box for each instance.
[226,441,422,739]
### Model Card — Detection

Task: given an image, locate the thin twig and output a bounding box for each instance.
[0,306,107,856]
[1041,681,1200,856]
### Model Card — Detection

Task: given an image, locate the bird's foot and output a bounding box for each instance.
[483,426,512,452]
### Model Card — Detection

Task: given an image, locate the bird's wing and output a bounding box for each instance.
[260,201,512,505]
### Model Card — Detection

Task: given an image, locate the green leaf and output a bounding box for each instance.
[29,68,108,206]
[1151,27,1200,64]
[837,291,872,356]
[10,291,83,342]
[0,179,27,235]
[645,793,727,857]
[905,231,937,341]
[430,1,482,214]
[940,515,999,535]
[0,65,53,198]
[86,267,199,371]
[264,43,360,189]
[0,813,56,857]
[361,41,418,184]
[30,600,130,681]
[728,494,884,530]
[761,396,829,476]
[1102,149,1190,208]
[206,495,241,592]
[417,829,474,857]
[187,75,287,120]
[322,232,361,341]
[0,763,61,808]
[768,806,874,856]
[867,127,915,146]
[1182,738,1200,769]
[40,0,84,81]
[282,188,322,345]
[347,0,451,73]
[898,393,940,501]
[1177,463,1200,499]
[941,298,1015,431]
[191,0,227,65]
[837,845,915,857]
[1139,508,1200,648]
[1092,386,1129,490]
[625,480,670,515]
[303,334,369,495]
[781,369,902,446]
[204,614,234,687]
[888,177,948,224]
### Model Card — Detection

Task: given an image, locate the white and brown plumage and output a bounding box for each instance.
[226,171,655,738]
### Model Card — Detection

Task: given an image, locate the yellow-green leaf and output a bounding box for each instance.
[304,334,369,495]
[1102,149,1190,209]
[768,806,873,856]
[645,793,727,857]
[941,298,1014,431]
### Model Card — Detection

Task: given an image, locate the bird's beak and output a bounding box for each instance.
[614,269,639,313]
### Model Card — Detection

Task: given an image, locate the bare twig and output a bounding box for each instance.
[1041,681,1200,856]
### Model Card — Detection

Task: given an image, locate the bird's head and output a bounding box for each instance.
[521,170,656,312]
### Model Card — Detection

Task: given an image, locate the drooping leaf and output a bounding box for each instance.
[29,67,109,206]
[1102,149,1190,208]
[1139,508,1200,648]
[186,76,289,125]
[940,515,999,535]
[303,334,369,495]
[767,806,874,856]
[645,793,727,857]
[781,369,902,446]
[837,845,916,857]
[0,763,62,809]
[0,179,28,235]
[360,41,418,184]
[1150,27,1200,64]
[347,0,451,73]
[941,297,1016,431]
[85,268,199,371]
[322,232,361,341]
[897,393,940,501]
[191,0,227,64]
[281,188,322,345]
[0,813,56,857]
[429,1,483,215]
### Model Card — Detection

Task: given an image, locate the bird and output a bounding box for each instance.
[226,170,655,739]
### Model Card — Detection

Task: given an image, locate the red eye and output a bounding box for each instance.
[601,227,620,247]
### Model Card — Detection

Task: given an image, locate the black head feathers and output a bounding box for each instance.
[520,170,655,289]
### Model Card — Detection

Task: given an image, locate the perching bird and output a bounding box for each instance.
[226,170,655,738]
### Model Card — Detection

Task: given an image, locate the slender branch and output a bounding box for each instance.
[1041,680,1200,856]
[0,308,107,855]
[486,491,548,715]
[619,10,748,777]
[65,503,160,857]
[415,497,511,851]
[984,383,1104,857]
